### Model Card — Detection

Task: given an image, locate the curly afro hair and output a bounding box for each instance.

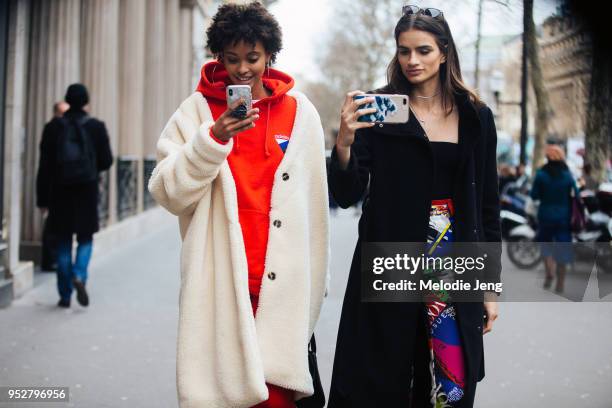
[206,2,283,64]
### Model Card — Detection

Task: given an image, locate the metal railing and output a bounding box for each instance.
[117,156,138,221]
[143,157,157,210]
[98,171,110,228]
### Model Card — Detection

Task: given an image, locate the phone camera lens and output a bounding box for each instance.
[229,89,233,96]
[403,98,407,105]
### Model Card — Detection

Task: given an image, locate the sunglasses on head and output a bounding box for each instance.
[402,5,444,19]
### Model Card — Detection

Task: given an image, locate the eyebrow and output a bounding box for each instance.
[398,45,434,51]
[225,51,261,57]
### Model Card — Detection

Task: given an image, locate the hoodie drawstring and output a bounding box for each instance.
[235,133,240,152]
[234,101,270,156]
[264,101,271,157]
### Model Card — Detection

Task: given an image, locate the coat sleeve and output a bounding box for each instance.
[147,98,233,217]
[481,107,502,285]
[95,121,114,172]
[570,174,580,198]
[36,122,54,208]
[328,128,372,208]
[530,171,542,200]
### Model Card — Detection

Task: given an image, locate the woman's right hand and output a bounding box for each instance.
[337,91,376,149]
[211,98,260,142]
[336,91,376,169]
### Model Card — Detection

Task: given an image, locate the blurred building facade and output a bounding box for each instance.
[539,15,592,141]
[0,0,221,306]
[482,15,592,167]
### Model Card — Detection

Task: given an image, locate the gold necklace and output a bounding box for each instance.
[414,91,440,99]
[409,104,431,126]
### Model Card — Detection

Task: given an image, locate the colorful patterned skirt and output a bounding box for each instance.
[422,199,466,407]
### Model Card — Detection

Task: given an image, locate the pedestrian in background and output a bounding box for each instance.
[498,164,517,194]
[579,163,598,191]
[36,84,113,308]
[41,101,70,272]
[328,5,501,407]
[530,144,579,293]
[148,2,329,407]
[53,101,69,118]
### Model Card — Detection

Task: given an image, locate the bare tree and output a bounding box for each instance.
[474,0,484,89]
[577,14,611,183]
[473,0,510,92]
[524,0,551,174]
[302,0,397,146]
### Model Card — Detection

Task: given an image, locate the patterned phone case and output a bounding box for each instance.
[226,85,252,118]
[354,94,409,124]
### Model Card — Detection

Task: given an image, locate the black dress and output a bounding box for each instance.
[411,141,477,407]
[430,141,459,198]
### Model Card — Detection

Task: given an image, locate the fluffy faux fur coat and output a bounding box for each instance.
[148,91,330,408]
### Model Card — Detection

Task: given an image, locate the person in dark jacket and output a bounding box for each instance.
[36,83,113,308]
[327,7,501,408]
[530,144,578,293]
[41,101,70,272]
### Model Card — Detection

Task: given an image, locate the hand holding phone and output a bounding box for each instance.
[335,91,378,170]
[337,91,377,146]
[211,96,259,142]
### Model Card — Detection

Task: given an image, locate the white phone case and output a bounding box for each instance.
[355,94,410,124]
[226,85,252,111]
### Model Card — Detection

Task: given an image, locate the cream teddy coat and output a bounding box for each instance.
[148,91,330,408]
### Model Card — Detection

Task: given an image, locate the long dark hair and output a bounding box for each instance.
[384,14,483,115]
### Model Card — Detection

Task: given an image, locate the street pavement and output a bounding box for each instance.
[1,208,612,407]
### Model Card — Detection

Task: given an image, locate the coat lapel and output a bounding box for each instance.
[456,93,482,177]
[370,110,428,143]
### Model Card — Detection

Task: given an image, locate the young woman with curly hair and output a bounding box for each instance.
[148,2,329,407]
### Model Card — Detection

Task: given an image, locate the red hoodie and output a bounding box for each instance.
[196,61,297,298]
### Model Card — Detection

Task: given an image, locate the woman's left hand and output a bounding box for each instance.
[483,292,499,335]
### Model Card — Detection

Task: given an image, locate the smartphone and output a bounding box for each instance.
[354,94,409,124]
[226,85,252,119]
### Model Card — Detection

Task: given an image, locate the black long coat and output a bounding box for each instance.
[327,91,502,407]
[36,109,113,237]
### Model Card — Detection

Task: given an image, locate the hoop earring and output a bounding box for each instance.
[266,61,270,77]
[211,63,217,83]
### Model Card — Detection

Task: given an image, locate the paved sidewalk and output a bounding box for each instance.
[0,213,180,408]
[1,209,612,407]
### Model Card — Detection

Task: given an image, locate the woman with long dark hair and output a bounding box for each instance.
[327,6,501,407]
